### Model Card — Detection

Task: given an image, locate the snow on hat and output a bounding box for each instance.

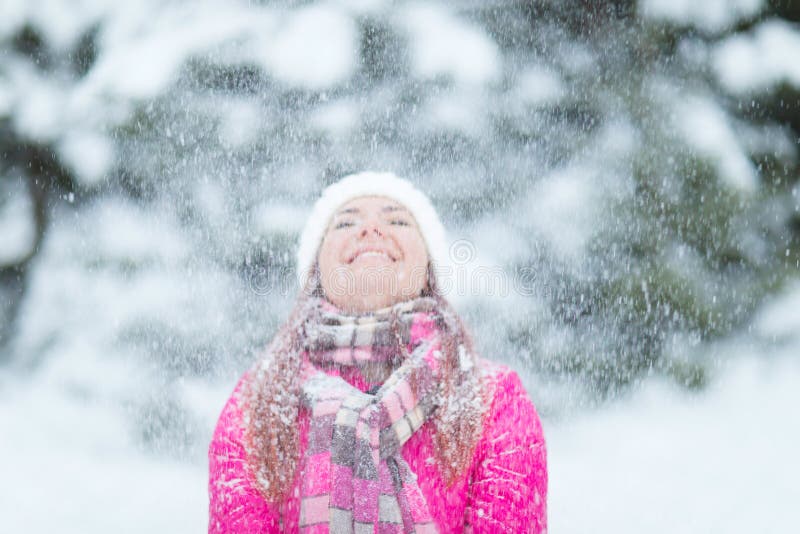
[296,171,450,288]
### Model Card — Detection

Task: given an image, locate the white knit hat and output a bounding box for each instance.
[296,171,450,289]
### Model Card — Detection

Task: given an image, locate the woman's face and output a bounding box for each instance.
[317,195,429,313]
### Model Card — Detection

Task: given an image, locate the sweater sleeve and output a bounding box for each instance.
[466,366,548,533]
[208,379,281,534]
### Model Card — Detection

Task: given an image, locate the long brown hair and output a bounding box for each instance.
[240,262,486,502]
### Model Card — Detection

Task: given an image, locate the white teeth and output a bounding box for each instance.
[358,251,388,258]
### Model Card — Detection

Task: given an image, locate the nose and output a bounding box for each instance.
[359,222,384,238]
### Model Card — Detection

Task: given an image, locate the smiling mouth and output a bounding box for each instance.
[348,249,397,263]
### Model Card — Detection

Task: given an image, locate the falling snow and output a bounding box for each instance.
[1,0,799,532]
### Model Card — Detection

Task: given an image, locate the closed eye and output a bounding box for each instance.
[390,219,410,226]
[334,221,354,229]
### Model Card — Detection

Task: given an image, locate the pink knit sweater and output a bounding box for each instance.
[208,360,547,533]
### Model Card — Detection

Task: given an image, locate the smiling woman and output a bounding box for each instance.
[208,172,548,533]
[317,196,430,313]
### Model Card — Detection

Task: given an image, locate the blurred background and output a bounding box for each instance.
[1,0,798,532]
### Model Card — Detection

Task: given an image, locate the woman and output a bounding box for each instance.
[208,172,547,533]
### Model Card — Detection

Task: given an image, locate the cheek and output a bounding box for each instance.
[402,237,429,274]
[318,234,344,274]
[396,241,429,294]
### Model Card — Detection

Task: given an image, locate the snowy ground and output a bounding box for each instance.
[548,345,800,533]
[1,343,797,533]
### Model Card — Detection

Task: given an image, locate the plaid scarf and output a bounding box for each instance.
[297,296,442,533]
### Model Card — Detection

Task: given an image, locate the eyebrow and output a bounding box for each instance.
[334,205,409,215]
[381,205,408,213]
